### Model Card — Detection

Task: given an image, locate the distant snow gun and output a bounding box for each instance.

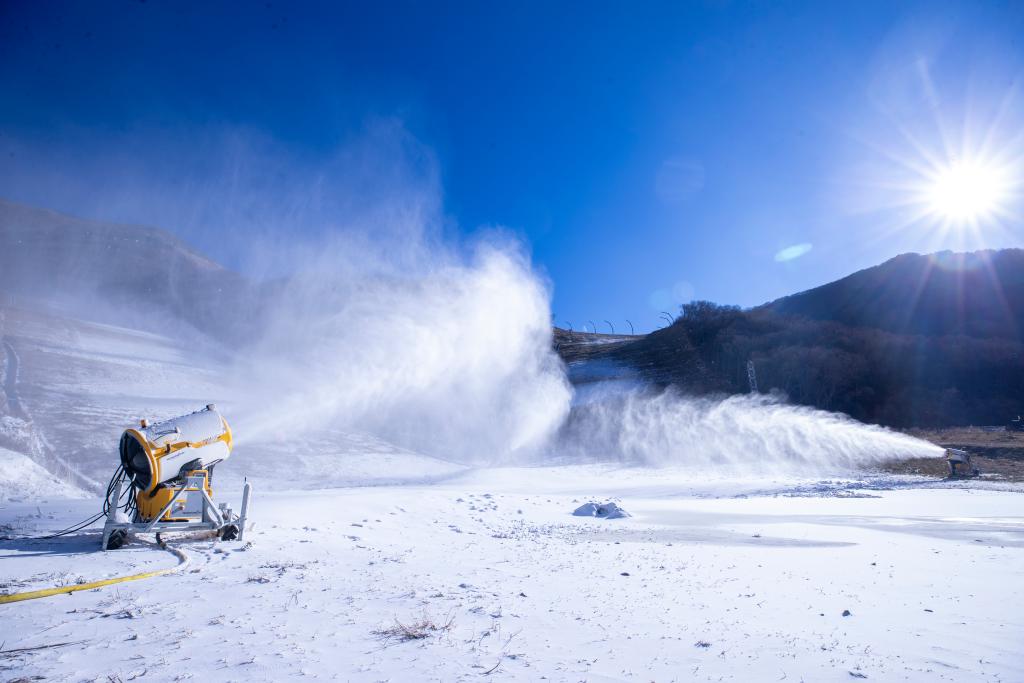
[945,448,979,478]
[101,404,252,550]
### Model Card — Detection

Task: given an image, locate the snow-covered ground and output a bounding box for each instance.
[2,468,1022,682]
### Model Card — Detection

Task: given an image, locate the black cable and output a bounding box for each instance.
[37,512,105,540]
[37,465,135,540]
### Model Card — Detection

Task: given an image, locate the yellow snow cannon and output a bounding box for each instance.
[101,404,252,550]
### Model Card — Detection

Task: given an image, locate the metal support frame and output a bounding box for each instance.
[102,479,253,551]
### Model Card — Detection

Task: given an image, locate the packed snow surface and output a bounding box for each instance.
[2,468,1021,682]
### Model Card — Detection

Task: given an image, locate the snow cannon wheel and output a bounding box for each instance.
[220,524,239,541]
[106,529,127,550]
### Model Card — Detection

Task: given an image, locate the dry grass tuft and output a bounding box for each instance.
[374,612,455,643]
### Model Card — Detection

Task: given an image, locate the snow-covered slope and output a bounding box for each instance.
[0,300,226,493]
[0,446,86,502]
[0,198,258,343]
[0,298,465,498]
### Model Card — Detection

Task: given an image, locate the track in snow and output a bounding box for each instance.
[2,337,25,418]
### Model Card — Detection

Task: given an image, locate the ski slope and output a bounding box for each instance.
[2,469,1022,682]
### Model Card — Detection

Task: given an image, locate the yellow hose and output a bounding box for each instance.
[0,540,190,605]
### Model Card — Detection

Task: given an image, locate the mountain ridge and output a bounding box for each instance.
[0,198,258,343]
[761,248,1024,341]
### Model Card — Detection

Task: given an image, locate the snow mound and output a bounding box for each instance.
[0,446,88,502]
[572,501,630,519]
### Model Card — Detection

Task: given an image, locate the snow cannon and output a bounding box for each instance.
[945,448,979,478]
[101,405,252,551]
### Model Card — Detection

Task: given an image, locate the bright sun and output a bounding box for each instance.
[924,159,1009,223]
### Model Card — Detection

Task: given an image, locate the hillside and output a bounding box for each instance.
[0,199,260,343]
[561,251,1024,428]
[764,250,1024,340]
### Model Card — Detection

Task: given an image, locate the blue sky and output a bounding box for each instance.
[1,1,1023,331]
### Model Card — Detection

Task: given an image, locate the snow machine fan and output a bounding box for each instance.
[101,404,252,550]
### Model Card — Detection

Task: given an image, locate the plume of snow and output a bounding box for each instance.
[555,386,943,475]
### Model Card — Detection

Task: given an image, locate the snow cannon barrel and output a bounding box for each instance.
[119,405,233,494]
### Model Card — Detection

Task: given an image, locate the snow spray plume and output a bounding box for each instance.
[227,125,570,463]
[43,121,936,475]
[232,240,570,463]
[556,386,943,475]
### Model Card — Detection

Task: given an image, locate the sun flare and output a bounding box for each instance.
[924,159,1010,223]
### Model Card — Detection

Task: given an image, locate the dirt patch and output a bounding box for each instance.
[906,427,1024,453]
